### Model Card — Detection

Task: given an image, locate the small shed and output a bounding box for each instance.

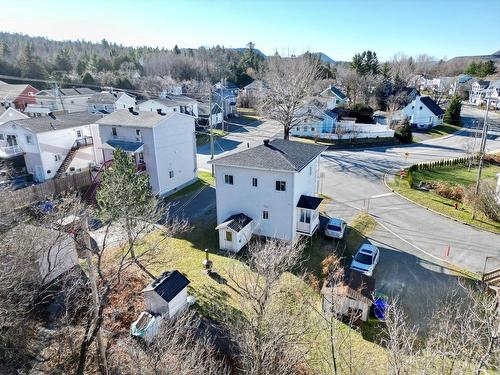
[215,213,254,252]
[321,269,375,322]
[142,270,190,318]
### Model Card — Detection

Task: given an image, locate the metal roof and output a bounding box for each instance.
[143,270,190,303]
[296,195,323,210]
[216,213,253,233]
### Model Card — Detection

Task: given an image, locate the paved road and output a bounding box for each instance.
[197,116,282,171]
[320,105,500,275]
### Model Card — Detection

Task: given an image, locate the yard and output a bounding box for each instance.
[196,129,227,146]
[117,216,388,373]
[166,170,214,200]
[388,164,500,233]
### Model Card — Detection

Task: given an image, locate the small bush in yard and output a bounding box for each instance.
[394,118,412,144]
[434,182,464,201]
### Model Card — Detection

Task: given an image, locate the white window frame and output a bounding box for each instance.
[224,174,234,185]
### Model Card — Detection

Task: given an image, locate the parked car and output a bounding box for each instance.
[324,217,347,239]
[350,243,380,276]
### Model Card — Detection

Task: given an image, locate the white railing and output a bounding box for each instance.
[0,145,23,157]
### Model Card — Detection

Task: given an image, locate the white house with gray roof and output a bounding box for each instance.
[210,139,327,252]
[88,91,136,114]
[26,87,97,116]
[403,95,444,129]
[0,112,102,181]
[96,109,197,196]
[138,96,198,118]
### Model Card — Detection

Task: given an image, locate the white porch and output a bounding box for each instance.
[296,195,323,236]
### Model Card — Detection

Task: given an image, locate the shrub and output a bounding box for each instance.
[434,182,464,201]
[463,182,499,222]
[406,171,414,188]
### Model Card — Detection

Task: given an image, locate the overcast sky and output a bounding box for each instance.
[1,0,499,61]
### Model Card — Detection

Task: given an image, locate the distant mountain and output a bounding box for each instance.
[310,52,336,64]
[448,50,500,63]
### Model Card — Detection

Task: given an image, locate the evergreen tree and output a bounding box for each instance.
[82,72,96,85]
[76,59,87,75]
[351,50,379,75]
[173,44,181,55]
[0,42,10,57]
[444,95,462,125]
[395,117,412,144]
[18,43,47,79]
[54,47,73,72]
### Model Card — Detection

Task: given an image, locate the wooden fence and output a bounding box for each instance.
[5,170,92,209]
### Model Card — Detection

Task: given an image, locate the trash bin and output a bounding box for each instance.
[374,298,387,321]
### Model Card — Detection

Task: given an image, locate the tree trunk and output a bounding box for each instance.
[284,125,290,140]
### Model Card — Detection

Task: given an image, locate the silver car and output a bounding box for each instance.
[324,217,347,239]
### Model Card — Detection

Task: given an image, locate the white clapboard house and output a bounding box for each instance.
[211,139,327,252]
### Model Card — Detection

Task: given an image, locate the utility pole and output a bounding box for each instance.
[209,89,214,176]
[220,78,225,133]
[472,98,490,219]
[53,81,65,113]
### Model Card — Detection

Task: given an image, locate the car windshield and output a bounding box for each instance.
[327,224,342,232]
[354,253,373,265]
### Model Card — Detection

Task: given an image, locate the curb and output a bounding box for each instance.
[382,171,499,235]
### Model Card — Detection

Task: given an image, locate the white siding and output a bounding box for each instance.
[168,288,188,318]
[403,97,443,128]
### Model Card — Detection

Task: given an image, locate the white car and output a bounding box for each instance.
[350,243,380,277]
[324,217,347,239]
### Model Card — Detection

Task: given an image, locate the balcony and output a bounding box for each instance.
[0,145,24,158]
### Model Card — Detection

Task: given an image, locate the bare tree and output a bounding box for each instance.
[224,239,314,375]
[381,299,419,375]
[108,310,230,374]
[261,56,321,139]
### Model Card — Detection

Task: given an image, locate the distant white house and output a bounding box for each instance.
[138,96,198,118]
[96,109,197,196]
[0,112,103,181]
[210,139,327,252]
[403,95,444,129]
[319,85,348,109]
[322,269,375,322]
[142,270,190,318]
[243,80,269,98]
[290,105,338,137]
[25,87,97,116]
[88,91,136,114]
[6,224,79,285]
[469,80,491,105]
[198,101,223,126]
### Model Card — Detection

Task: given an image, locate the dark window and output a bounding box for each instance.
[169,170,174,178]
[252,177,258,187]
[263,211,269,219]
[275,180,286,191]
[419,106,423,110]
[112,127,117,136]
[224,174,234,185]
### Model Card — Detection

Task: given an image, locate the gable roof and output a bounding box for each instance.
[419,96,444,116]
[6,112,102,133]
[211,139,327,172]
[88,91,132,105]
[37,87,96,97]
[0,107,28,124]
[144,98,181,108]
[96,109,184,128]
[164,94,198,104]
[324,269,375,304]
[0,83,35,101]
[216,213,253,233]
[321,85,347,101]
[143,270,190,302]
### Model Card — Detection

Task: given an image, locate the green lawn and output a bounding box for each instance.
[131,220,387,373]
[389,164,500,233]
[196,130,227,146]
[166,171,215,200]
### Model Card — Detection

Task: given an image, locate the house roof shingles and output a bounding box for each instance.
[96,109,183,128]
[211,139,327,172]
[6,112,102,133]
[145,270,190,302]
[420,96,444,116]
[88,92,128,105]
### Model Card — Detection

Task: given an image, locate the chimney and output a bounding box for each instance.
[263,139,270,146]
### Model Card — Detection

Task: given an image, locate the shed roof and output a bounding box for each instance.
[216,213,253,233]
[211,139,327,172]
[143,270,190,303]
[297,195,323,210]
